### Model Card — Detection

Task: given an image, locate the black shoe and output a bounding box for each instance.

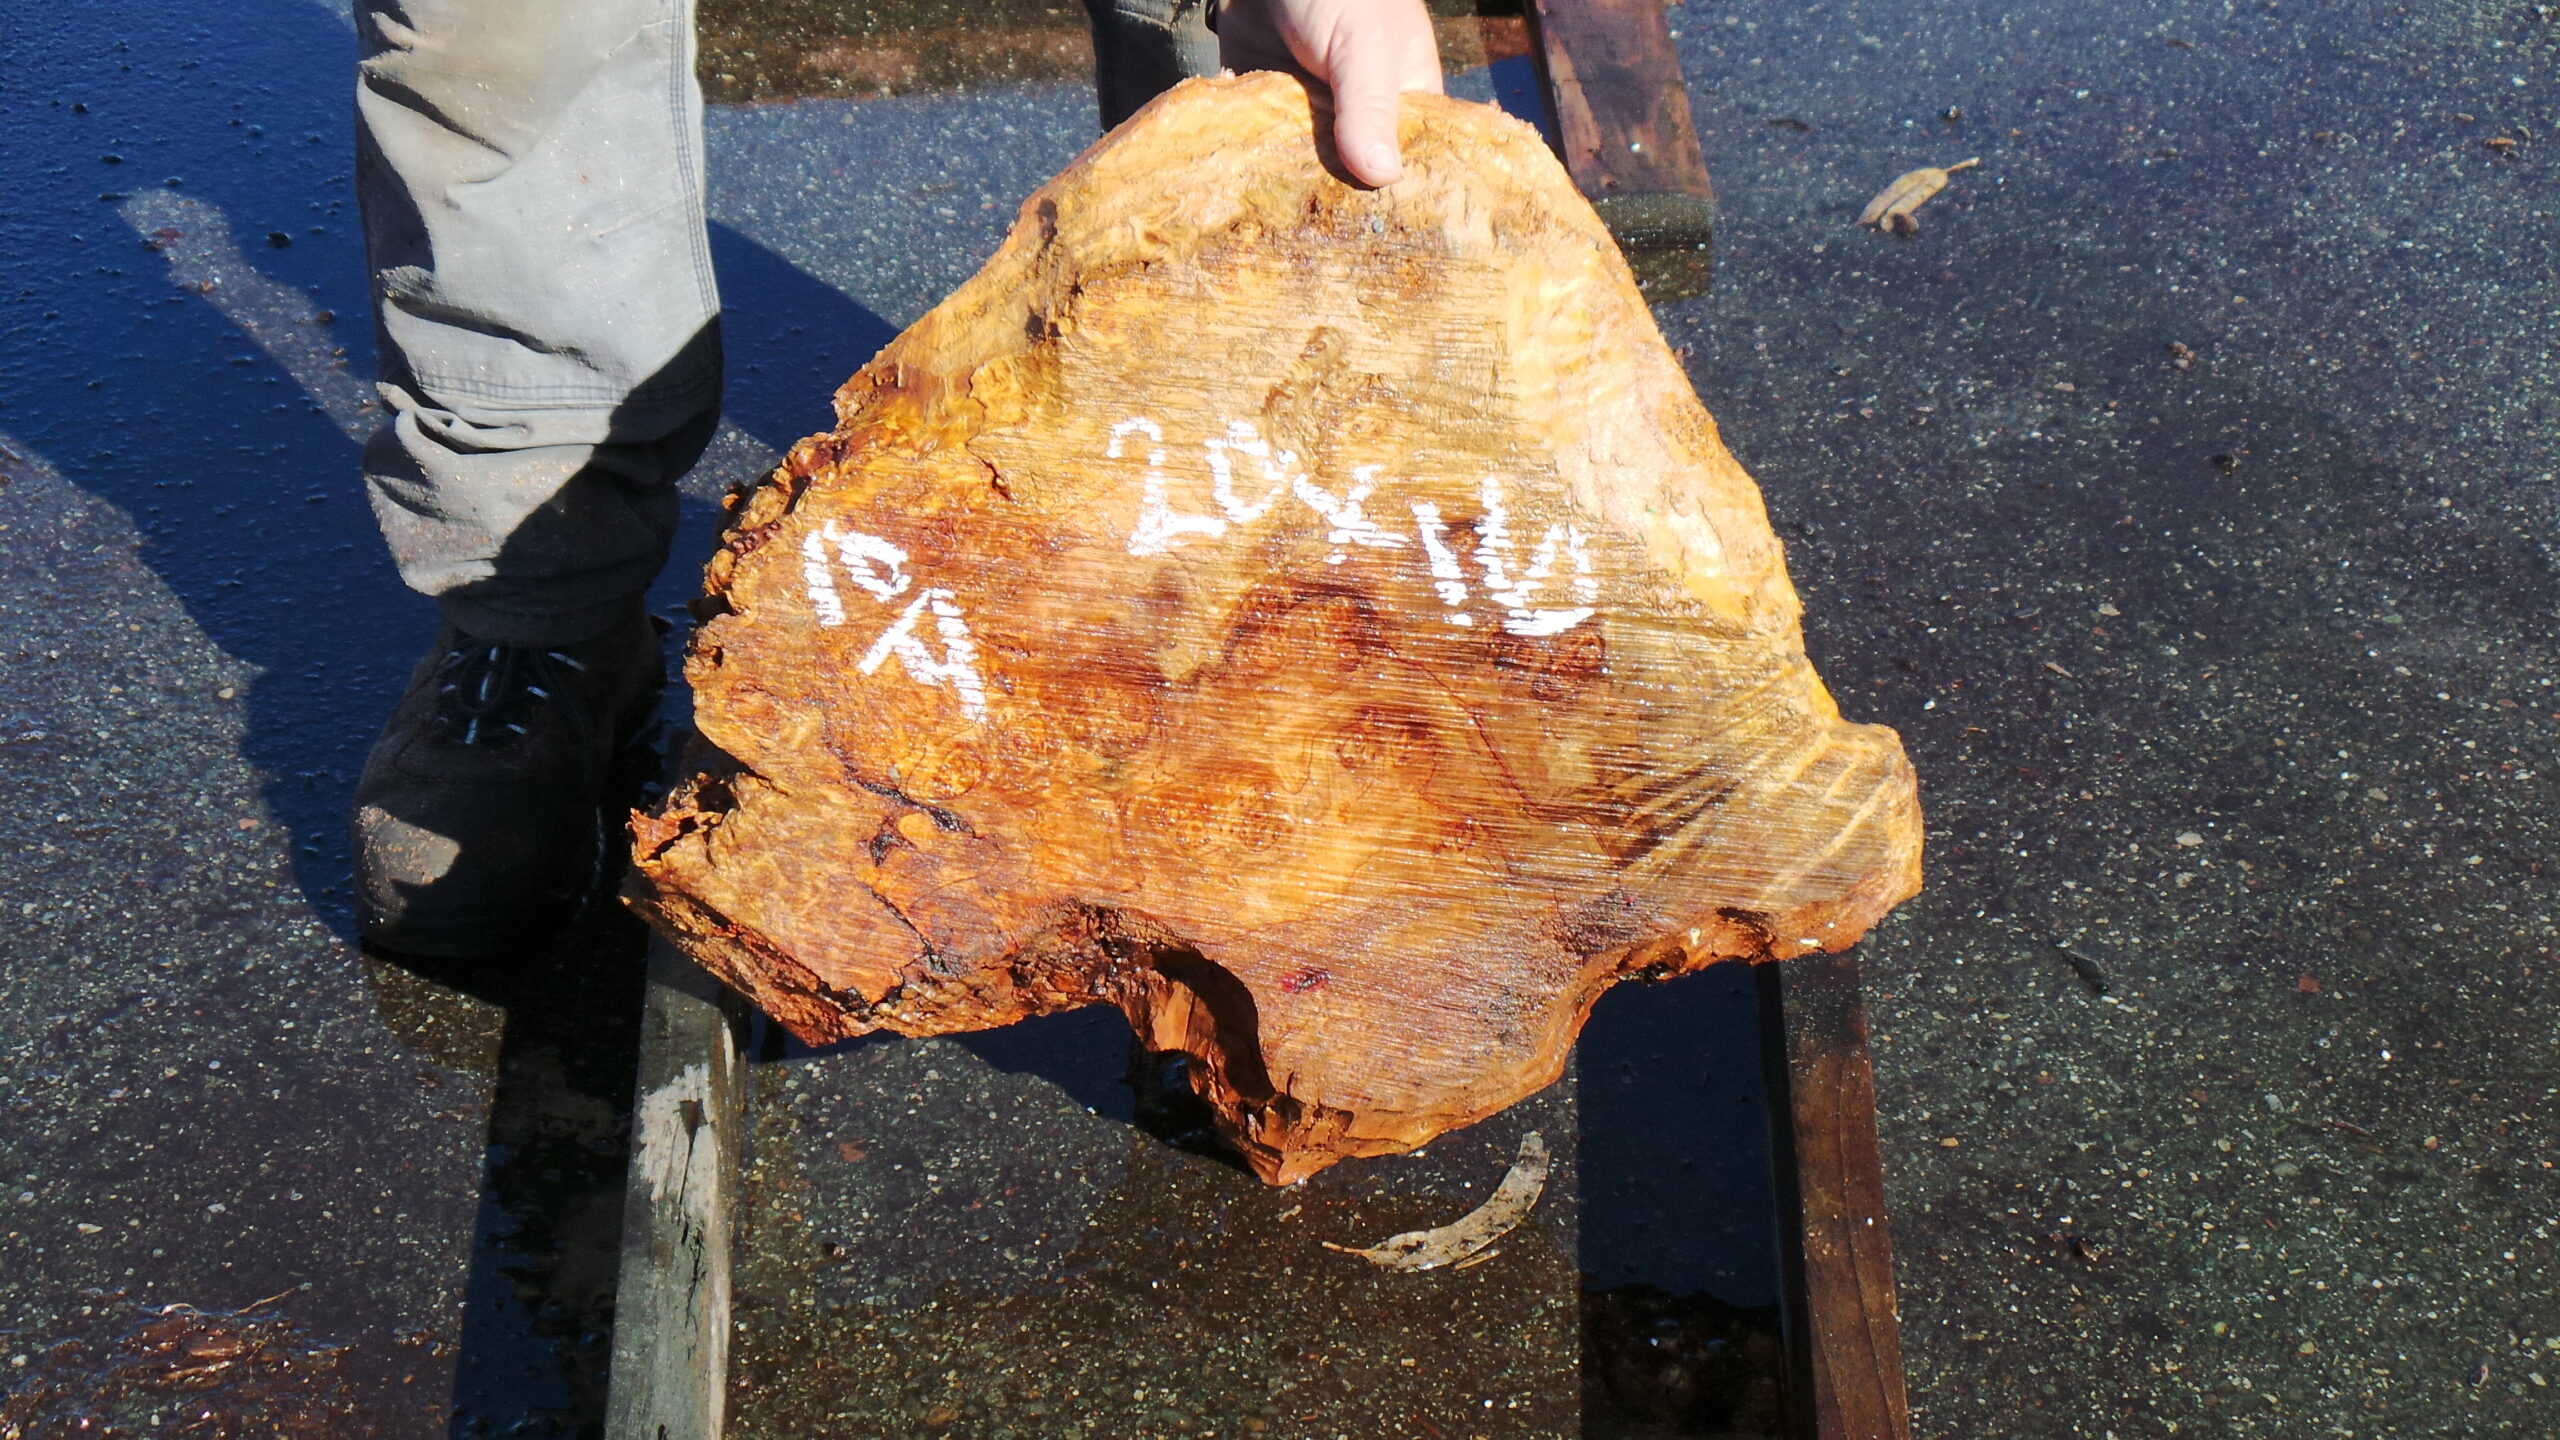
[352,609,663,957]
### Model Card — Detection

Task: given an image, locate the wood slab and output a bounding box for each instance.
[626,73,1921,1184]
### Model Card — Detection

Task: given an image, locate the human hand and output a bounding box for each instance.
[1214,0,1445,186]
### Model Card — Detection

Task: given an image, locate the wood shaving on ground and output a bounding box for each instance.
[1321,1131,1551,1271]
[1858,158,1980,233]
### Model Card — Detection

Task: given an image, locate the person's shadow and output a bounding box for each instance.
[412,219,896,1436]
[382,222,894,1435]
[5,3,894,1429]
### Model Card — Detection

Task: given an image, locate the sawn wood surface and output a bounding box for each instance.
[628,73,1923,1183]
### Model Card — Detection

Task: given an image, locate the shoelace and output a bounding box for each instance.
[433,640,590,748]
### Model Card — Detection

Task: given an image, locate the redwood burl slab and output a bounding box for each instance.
[628,73,1922,1184]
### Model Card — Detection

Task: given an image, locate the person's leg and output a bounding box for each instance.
[1087,0,1221,130]
[356,0,720,644]
[351,0,716,954]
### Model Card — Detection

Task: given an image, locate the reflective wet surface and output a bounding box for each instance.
[723,963,1780,1440]
[734,1023,1587,1440]
[3,0,2556,1435]
[1664,4,2560,1433]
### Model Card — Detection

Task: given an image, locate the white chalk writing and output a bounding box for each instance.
[1474,477,1596,636]
[801,529,846,628]
[1410,501,1473,626]
[1108,417,1604,635]
[801,521,992,722]
[1203,420,1292,524]
[1297,463,1407,566]
[830,522,912,600]
[858,588,992,723]
[1117,416,1228,557]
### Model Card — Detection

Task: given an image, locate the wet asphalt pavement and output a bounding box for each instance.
[1660,3,2560,1434]
[2,0,2557,1435]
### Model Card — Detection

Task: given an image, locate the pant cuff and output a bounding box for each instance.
[436,591,649,648]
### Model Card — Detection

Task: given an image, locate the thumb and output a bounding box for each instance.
[1322,34,1407,187]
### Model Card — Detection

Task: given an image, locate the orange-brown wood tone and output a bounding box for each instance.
[627,73,1922,1184]
[1767,955,1914,1440]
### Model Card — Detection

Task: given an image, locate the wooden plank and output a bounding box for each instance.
[1521,0,1715,298]
[604,936,745,1440]
[1761,953,1914,1440]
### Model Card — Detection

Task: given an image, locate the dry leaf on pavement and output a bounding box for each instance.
[1859,157,1981,231]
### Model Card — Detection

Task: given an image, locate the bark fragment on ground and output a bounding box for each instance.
[628,72,1922,1183]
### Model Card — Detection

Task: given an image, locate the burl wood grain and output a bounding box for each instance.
[627,73,1922,1184]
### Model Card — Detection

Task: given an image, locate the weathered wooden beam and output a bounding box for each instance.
[1762,952,1914,1440]
[603,937,745,1440]
[1522,0,1716,299]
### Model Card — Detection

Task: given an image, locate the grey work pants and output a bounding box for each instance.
[356,0,1215,646]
